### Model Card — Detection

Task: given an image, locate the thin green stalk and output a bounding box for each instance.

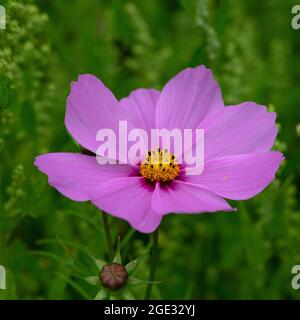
[102,212,114,261]
[79,149,114,261]
[144,228,159,300]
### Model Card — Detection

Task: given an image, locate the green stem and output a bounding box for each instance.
[144,228,159,300]
[101,212,114,261]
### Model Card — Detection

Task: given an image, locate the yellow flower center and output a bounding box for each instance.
[140,148,180,183]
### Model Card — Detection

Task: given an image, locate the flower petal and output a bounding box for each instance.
[131,208,162,233]
[65,74,130,154]
[186,151,284,200]
[34,153,135,201]
[151,180,233,216]
[156,65,224,130]
[200,102,278,160]
[89,177,162,233]
[120,88,160,134]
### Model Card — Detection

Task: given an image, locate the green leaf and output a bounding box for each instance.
[31,250,73,266]
[55,236,89,276]
[56,272,92,300]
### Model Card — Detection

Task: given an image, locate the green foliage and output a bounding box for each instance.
[0,0,299,300]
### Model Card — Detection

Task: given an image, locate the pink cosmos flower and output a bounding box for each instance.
[34,65,284,233]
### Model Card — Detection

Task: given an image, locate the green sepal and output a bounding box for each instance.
[84,276,99,286]
[85,248,106,271]
[125,250,149,274]
[127,276,162,287]
[94,289,107,300]
[121,289,135,300]
[113,237,122,264]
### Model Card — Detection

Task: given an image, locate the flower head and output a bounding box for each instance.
[139,148,180,183]
[34,65,284,233]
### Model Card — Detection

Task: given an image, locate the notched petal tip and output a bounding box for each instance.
[33,154,48,170]
[272,150,285,162]
[65,71,123,155]
[69,73,94,87]
[33,156,39,167]
[130,212,162,234]
[156,64,224,130]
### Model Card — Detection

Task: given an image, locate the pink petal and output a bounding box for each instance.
[131,208,162,233]
[200,102,278,161]
[34,153,136,201]
[156,65,224,130]
[186,151,284,200]
[65,74,130,154]
[120,88,160,135]
[89,177,162,233]
[151,180,233,216]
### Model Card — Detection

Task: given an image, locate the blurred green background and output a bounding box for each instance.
[0,0,300,299]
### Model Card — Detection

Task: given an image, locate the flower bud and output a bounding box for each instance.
[100,263,128,291]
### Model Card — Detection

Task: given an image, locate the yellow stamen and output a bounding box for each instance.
[140,148,180,183]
